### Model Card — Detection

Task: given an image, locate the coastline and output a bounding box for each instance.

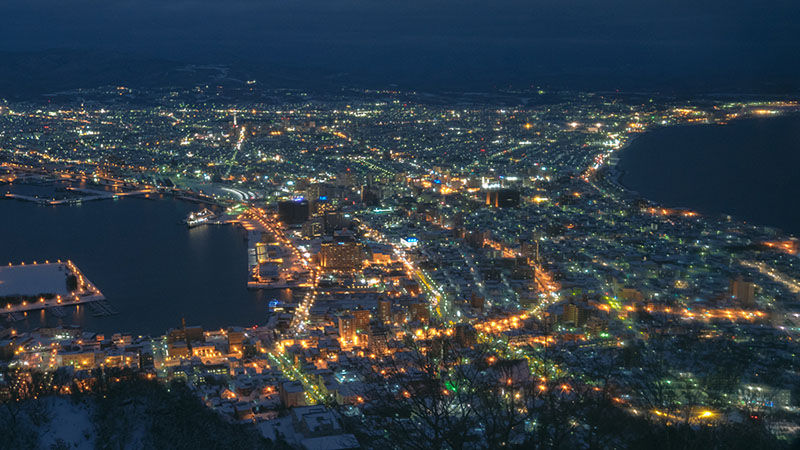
[608,113,800,236]
[607,131,643,192]
[0,197,278,335]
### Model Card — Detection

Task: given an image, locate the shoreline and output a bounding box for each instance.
[606,113,800,236]
[0,197,278,335]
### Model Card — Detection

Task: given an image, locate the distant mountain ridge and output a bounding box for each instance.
[0,49,184,98]
[0,49,330,99]
[1,48,798,100]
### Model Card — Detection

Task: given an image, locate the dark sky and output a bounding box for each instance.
[2,0,799,90]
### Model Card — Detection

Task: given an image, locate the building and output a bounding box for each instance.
[338,314,356,344]
[167,326,204,345]
[378,298,391,324]
[307,182,336,204]
[280,381,307,408]
[289,406,360,449]
[278,199,310,225]
[336,171,356,188]
[102,350,141,369]
[360,185,381,206]
[319,241,364,271]
[486,188,520,208]
[302,218,323,237]
[471,295,485,310]
[59,350,98,369]
[353,309,371,333]
[227,328,244,354]
[368,324,389,354]
[191,343,218,359]
[322,212,351,233]
[730,277,756,307]
[255,242,269,264]
[561,302,589,327]
[455,323,476,347]
[409,301,430,323]
[620,288,644,302]
[167,342,190,359]
[464,230,491,249]
[368,243,394,265]
[401,279,422,296]
[511,258,535,279]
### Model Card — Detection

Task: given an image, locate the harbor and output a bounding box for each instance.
[0,164,303,331]
[0,194,279,334]
[180,205,313,290]
[1,163,224,208]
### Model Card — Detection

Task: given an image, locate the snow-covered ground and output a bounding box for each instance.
[36,397,95,449]
[0,263,70,297]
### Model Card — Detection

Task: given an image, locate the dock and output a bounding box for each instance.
[4,187,155,206]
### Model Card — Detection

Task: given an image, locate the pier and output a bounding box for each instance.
[0,260,114,320]
[4,187,155,206]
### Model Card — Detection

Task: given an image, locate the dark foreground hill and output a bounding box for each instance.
[0,378,272,450]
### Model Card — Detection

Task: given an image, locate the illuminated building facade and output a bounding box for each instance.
[319,241,364,271]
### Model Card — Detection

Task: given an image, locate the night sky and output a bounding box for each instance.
[2,0,799,90]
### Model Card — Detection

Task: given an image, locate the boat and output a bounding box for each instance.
[184,208,215,227]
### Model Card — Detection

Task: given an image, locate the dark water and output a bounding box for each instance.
[0,196,285,335]
[617,114,800,236]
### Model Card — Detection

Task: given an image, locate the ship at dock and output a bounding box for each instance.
[184,208,215,227]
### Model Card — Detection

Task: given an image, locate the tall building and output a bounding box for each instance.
[562,303,589,326]
[302,218,325,237]
[360,185,381,206]
[486,188,520,208]
[319,240,364,271]
[278,199,309,225]
[521,238,540,263]
[338,314,356,344]
[368,325,389,355]
[378,298,391,324]
[227,328,244,354]
[323,212,351,233]
[353,309,371,333]
[730,277,756,307]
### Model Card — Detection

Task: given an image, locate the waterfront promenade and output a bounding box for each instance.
[237,209,314,290]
